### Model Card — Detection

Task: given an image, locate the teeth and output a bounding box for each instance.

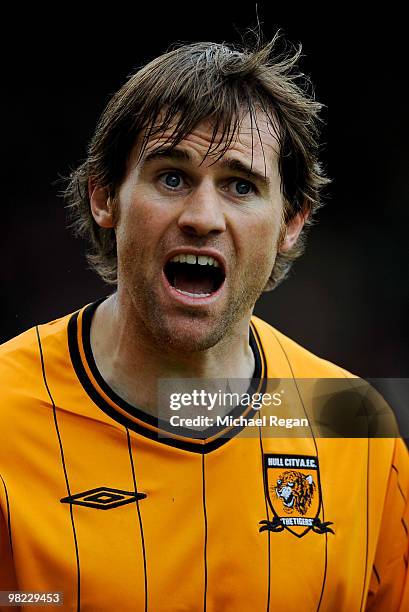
[170,253,220,268]
[176,289,212,298]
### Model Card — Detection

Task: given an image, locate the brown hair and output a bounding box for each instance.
[65,33,330,290]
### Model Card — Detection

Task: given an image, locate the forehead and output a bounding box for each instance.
[136,109,280,173]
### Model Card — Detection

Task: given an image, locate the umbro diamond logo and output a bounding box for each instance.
[60,486,147,510]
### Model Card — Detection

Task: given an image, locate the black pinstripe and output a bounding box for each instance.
[269,330,328,612]
[202,453,208,612]
[258,425,271,612]
[391,461,409,579]
[126,428,148,612]
[349,380,370,612]
[252,324,271,612]
[0,473,13,558]
[373,565,381,584]
[333,374,369,612]
[36,326,81,612]
[359,438,370,612]
[392,464,407,502]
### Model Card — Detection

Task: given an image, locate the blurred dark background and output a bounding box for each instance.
[2,5,408,378]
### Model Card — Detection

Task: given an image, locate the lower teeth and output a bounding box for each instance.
[176,289,212,298]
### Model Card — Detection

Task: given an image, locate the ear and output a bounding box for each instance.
[89,179,115,229]
[279,210,309,253]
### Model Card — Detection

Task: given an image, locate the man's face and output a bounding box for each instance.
[96,112,298,352]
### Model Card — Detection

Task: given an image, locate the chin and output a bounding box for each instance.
[153,318,225,353]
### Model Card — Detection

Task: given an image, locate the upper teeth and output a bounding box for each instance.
[170,254,220,267]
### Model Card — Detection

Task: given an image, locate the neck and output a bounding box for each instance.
[90,293,255,415]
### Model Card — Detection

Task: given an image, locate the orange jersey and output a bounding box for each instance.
[0,301,408,611]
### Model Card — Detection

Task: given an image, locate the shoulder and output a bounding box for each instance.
[0,311,74,366]
[0,309,80,406]
[251,315,404,440]
[0,310,82,471]
[251,314,354,378]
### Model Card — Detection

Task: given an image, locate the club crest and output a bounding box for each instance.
[259,453,334,538]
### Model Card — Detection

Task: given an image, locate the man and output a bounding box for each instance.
[0,36,408,611]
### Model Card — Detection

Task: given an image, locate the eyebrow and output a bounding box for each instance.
[141,147,271,189]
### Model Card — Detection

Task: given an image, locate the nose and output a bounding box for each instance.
[177,180,226,237]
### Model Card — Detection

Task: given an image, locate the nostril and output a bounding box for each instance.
[177,200,226,235]
[179,223,226,238]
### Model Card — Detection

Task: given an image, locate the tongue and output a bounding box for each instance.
[173,269,214,295]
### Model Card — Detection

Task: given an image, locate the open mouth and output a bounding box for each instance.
[164,253,226,298]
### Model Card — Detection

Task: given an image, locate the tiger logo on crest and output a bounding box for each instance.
[274,470,315,515]
[261,453,334,537]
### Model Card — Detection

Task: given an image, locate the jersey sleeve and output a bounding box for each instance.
[366,438,409,611]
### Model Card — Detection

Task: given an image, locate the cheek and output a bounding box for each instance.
[115,189,172,252]
[239,214,281,269]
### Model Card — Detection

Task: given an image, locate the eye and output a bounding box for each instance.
[230,179,255,196]
[160,172,184,189]
[277,480,282,485]
[288,482,294,487]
